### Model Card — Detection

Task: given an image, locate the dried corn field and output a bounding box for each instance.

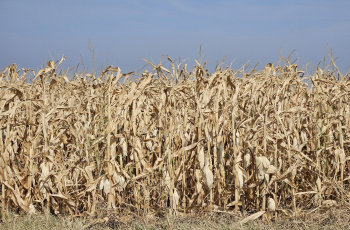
[1,55,350,221]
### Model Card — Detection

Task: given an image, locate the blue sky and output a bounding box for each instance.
[1,0,349,75]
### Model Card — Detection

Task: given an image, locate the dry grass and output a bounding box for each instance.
[1,208,350,229]
[1,53,350,226]
[0,212,85,230]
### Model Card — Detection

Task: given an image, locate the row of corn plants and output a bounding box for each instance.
[0,54,349,220]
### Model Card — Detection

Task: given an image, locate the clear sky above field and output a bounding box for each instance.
[1,0,349,75]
